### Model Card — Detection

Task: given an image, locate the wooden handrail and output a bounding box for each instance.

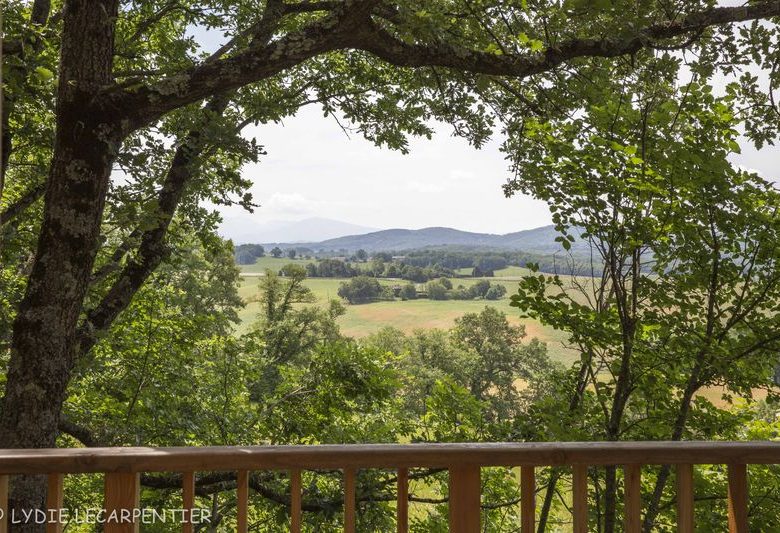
[0,442,774,532]
[0,441,775,474]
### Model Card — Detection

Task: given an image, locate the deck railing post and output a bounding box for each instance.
[520,466,535,533]
[0,475,7,533]
[104,472,140,533]
[344,467,356,533]
[236,470,249,533]
[181,472,195,533]
[449,466,480,533]
[46,474,64,533]
[290,469,302,533]
[727,464,748,533]
[572,465,588,533]
[397,468,408,533]
[676,464,694,533]
[623,465,641,533]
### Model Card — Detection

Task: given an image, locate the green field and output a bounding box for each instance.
[236,264,577,363]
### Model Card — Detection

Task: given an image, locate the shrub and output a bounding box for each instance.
[338,276,383,304]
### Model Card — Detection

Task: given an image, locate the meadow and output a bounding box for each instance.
[237,257,577,363]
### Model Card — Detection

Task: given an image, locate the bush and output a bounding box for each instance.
[427,281,449,300]
[485,285,507,300]
[400,283,417,300]
[468,280,492,299]
[234,244,265,264]
[450,286,470,300]
[437,277,453,290]
[338,276,383,304]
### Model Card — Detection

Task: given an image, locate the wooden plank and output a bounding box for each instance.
[104,472,139,533]
[623,465,641,533]
[0,442,779,473]
[290,469,301,533]
[46,473,64,533]
[344,467,356,533]
[236,470,248,533]
[727,464,748,533]
[181,472,195,533]
[396,468,408,533]
[676,464,694,533]
[0,475,7,533]
[448,465,480,533]
[572,465,588,533]
[520,466,535,533]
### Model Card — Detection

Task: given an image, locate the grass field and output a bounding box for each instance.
[236,265,577,364]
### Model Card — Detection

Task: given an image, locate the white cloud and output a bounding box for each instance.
[406,181,445,193]
[262,193,321,216]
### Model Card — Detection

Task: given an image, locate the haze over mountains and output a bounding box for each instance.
[221,217,578,254]
[219,216,377,244]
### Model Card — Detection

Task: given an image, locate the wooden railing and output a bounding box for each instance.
[0,441,777,532]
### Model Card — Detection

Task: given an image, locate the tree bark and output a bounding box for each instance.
[0,1,121,529]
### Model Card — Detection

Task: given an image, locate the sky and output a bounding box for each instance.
[212,2,779,236]
[218,111,552,234]
[218,100,779,235]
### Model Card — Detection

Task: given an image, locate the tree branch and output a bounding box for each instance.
[0,182,45,226]
[353,2,780,76]
[76,95,230,357]
[110,1,780,133]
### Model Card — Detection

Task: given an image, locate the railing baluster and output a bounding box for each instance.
[344,467,356,533]
[397,467,408,533]
[572,465,588,533]
[676,464,694,533]
[104,472,140,533]
[181,472,195,533]
[236,470,249,533]
[290,469,301,533]
[521,466,535,533]
[728,464,748,533]
[0,475,7,533]
[46,473,64,533]
[448,466,480,533]
[624,465,641,533]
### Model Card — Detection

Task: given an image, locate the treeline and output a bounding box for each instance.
[399,248,568,274]
[236,243,592,277]
[336,276,507,304]
[308,258,455,282]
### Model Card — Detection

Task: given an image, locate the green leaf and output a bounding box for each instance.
[34,66,54,81]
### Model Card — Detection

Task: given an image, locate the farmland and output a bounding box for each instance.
[236,257,577,363]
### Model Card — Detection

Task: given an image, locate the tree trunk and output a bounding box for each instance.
[0,1,120,529]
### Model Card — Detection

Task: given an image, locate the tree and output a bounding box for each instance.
[286,248,297,259]
[506,73,780,531]
[355,249,368,262]
[234,244,265,265]
[337,276,383,304]
[451,307,554,421]
[399,283,417,300]
[1,0,779,519]
[484,285,506,300]
[426,281,448,300]
[270,247,283,258]
[467,280,491,299]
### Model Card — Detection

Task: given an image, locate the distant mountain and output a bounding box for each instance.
[219,216,377,244]
[257,224,586,254]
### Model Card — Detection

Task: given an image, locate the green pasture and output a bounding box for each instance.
[236,270,577,364]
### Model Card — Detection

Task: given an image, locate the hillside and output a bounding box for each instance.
[258,224,587,254]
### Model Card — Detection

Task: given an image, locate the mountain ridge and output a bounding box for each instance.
[255,224,580,254]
